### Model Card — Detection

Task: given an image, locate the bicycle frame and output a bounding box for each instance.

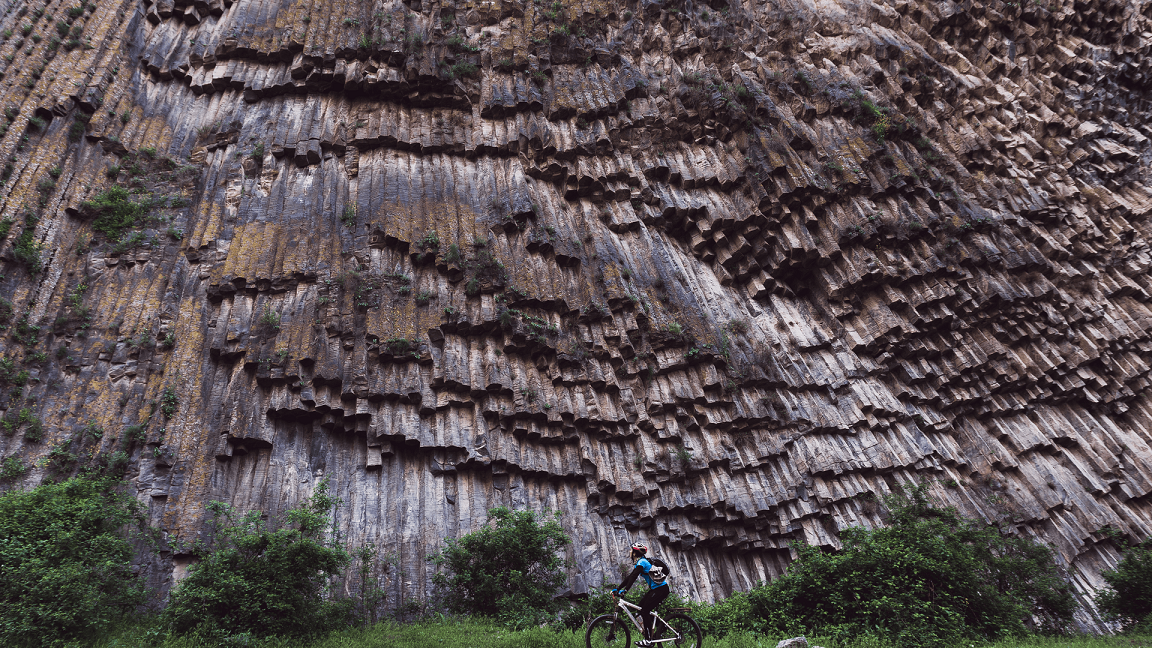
[612,597,681,644]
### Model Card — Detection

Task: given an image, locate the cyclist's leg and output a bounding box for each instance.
[638,586,670,639]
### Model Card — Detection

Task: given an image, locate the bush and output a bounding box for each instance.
[1097,537,1152,630]
[163,479,352,640]
[0,455,28,481]
[0,476,146,647]
[13,214,42,273]
[160,386,178,418]
[742,484,1076,646]
[432,507,571,629]
[80,186,153,239]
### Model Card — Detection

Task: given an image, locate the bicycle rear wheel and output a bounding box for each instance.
[586,614,631,648]
[662,613,702,648]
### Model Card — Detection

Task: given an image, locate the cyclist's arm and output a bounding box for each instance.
[617,565,643,592]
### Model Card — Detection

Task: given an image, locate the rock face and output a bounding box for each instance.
[0,0,1151,629]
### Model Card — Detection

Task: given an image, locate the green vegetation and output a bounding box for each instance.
[0,455,28,480]
[432,507,571,629]
[445,242,462,265]
[162,480,351,640]
[68,119,85,141]
[14,213,43,273]
[1097,535,1152,631]
[729,485,1077,645]
[79,186,157,240]
[160,386,178,418]
[341,204,356,228]
[258,307,281,330]
[0,476,146,647]
[82,620,1152,648]
[0,475,1103,648]
[123,424,146,444]
[445,62,479,79]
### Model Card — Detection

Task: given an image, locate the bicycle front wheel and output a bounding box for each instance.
[663,613,702,648]
[586,614,631,648]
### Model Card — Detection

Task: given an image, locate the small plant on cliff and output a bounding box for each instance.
[674,445,693,463]
[341,204,356,228]
[162,479,351,640]
[0,455,28,481]
[258,307,281,331]
[67,119,85,142]
[14,214,43,273]
[80,186,155,240]
[0,476,146,646]
[432,507,571,629]
[445,242,462,265]
[160,386,178,418]
[726,318,749,334]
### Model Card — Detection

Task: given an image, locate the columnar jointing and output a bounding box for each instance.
[0,0,1149,631]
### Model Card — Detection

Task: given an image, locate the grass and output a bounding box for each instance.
[86,619,1152,648]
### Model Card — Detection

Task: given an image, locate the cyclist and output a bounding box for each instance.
[611,542,669,645]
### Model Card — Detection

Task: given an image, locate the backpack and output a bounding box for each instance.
[647,557,670,584]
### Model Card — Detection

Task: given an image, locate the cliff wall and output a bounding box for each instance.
[0,0,1150,630]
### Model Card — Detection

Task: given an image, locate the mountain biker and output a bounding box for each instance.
[611,542,669,644]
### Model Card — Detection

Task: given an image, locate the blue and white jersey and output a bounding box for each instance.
[633,557,669,589]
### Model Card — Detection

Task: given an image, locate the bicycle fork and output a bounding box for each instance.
[606,613,623,642]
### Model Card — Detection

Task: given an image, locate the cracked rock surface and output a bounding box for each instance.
[0,0,1150,628]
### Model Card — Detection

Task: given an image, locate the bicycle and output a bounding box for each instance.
[586,593,702,648]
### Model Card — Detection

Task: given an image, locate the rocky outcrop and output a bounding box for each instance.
[0,0,1150,630]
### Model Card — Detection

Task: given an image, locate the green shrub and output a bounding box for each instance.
[445,242,462,265]
[742,484,1076,645]
[23,417,43,442]
[1097,537,1152,630]
[431,507,570,629]
[259,307,281,330]
[13,214,42,273]
[450,62,479,79]
[123,424,146,444]
[160,386,178,418]
[0,476,146,647]
[0,455,28,481]
[80,186,153,239]
[163,480,352,640]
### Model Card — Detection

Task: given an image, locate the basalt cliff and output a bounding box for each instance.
[0,0,1150,629]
